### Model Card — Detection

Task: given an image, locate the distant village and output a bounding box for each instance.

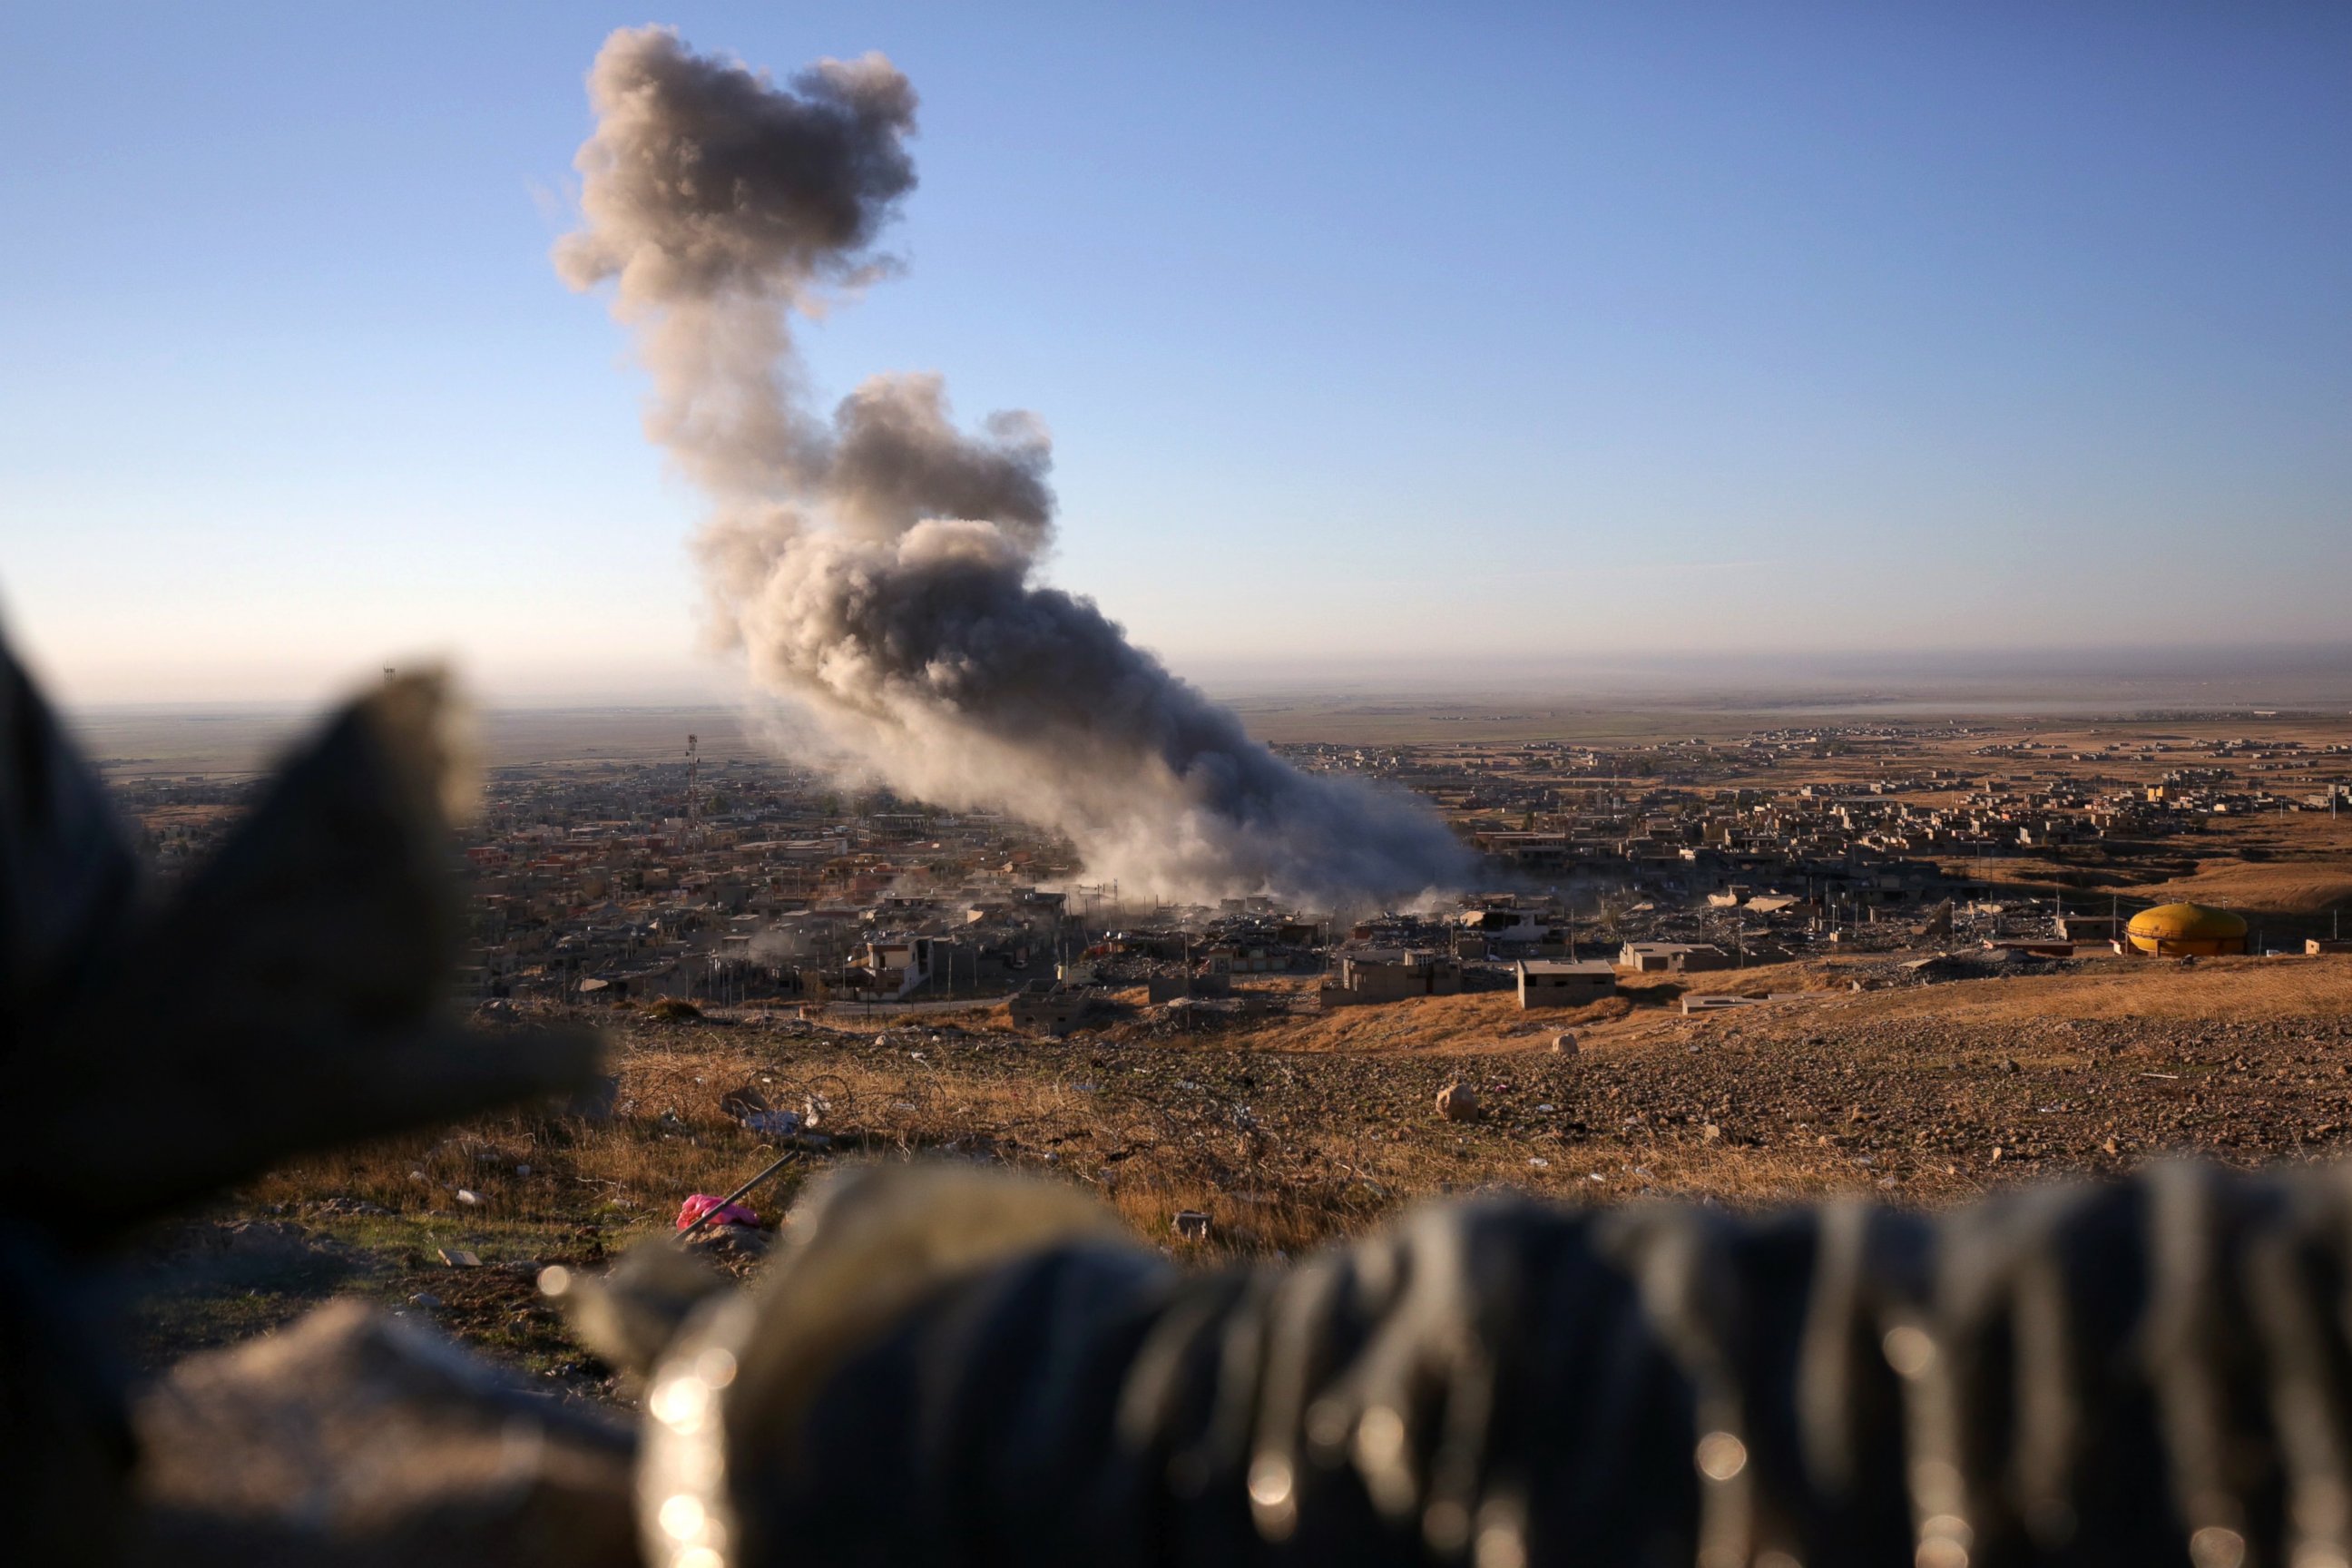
[107,719,2352,1030]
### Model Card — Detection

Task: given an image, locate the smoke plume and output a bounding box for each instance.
[559,26,1469,904]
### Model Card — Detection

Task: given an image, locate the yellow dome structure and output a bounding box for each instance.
[2126,902,2249,957]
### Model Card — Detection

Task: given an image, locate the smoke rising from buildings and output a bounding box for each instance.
[559,25,1469,904]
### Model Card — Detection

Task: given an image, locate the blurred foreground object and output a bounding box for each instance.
[135,1300,634,1567]
[0,631,603,1562]
[612,1159,2352,1568]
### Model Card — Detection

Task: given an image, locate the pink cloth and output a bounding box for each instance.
[677,1193,758,1230]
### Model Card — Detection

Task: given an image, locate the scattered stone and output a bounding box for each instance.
[1552,1032,1580,1056]
[455,1189,482,1207]
[682,1225,771,1262]
[407,1292,442,1309]
[437,1249,481,1269]
[1436,1082,1483,1123]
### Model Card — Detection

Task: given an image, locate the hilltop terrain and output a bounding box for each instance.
[75,697,2352,1398]
[113,953,2352,1401]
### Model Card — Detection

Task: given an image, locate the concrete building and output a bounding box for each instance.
[1617,941,1733,974]
[1008,978,1090,1035]
[1515,959,1617,1009]
[1318,949,1464,1008]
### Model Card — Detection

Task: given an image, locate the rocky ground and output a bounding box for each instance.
[107,955,2352,1395]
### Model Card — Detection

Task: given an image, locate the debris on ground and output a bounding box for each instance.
[1436,1081,1483,1123]
[675,1194,758,1232]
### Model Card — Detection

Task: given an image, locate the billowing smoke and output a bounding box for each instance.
[558,26,1469,905]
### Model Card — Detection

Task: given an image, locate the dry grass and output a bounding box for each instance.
[1809,954,2352,1028]
[175,951,2352,1387]
[1186,962,1847,1059]
[238,960,2352,1237]
[2131,859,2352,917]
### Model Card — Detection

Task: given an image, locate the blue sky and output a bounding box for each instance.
[3,2,2347,704]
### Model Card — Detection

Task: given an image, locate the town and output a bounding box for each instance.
[103,707,2352,1031]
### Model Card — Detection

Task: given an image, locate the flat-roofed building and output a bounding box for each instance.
[1617,941,1733,975]
[1318,948,1464,1008]
[1516,959,1616,1009]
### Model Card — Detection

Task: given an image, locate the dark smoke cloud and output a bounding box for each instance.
[556,38,915,301]
[560,25,1469,904]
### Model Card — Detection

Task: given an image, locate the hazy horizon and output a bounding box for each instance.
[49,639,2352,720]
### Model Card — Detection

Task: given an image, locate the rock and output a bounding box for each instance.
[1436,1082,1482,1123]
[1702,1123,1722,1142]
[1552,1033,1580,1056]
[406,1292,442,1309]
[682,1225,771,1263]
[132,1299,635,1567]
[436,1249,480,1269]
[1171,1210,1211,1241]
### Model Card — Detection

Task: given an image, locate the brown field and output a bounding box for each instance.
[90,693,2352,1404]
[120,954,2352,1401]
[2129,858,2352,917]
